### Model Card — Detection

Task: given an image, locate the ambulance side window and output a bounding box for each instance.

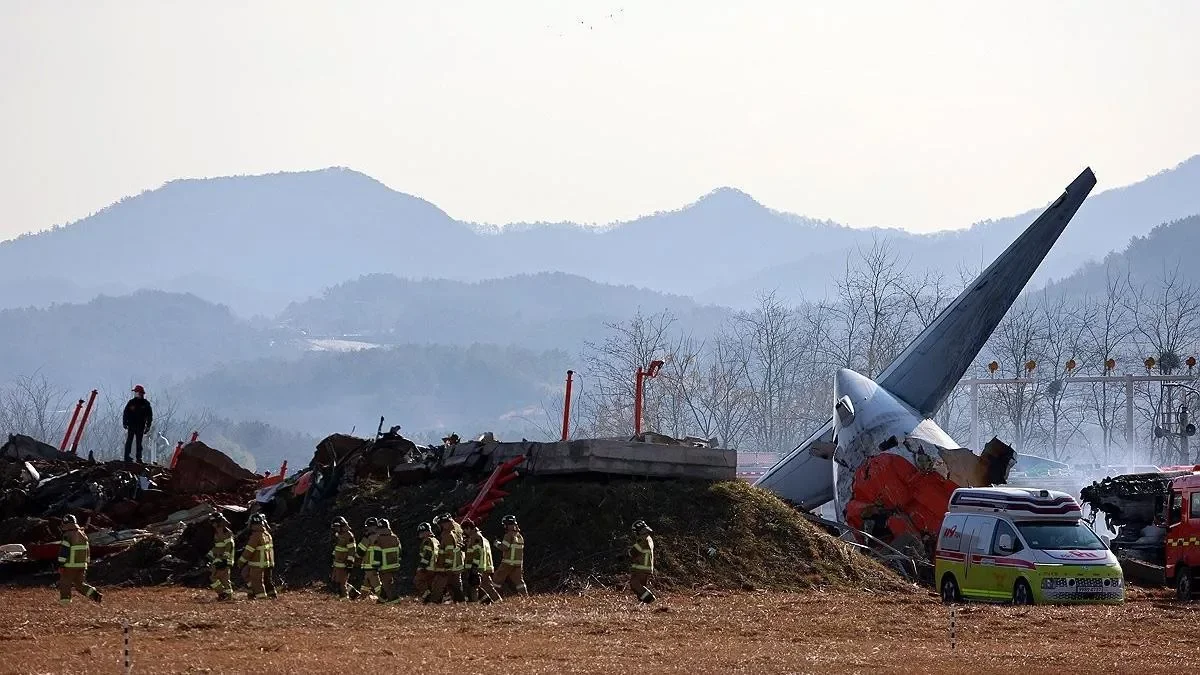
[991,521,1023,555]
[939,515,965,552]
[967,516,997,555]
[1190,492,1200,520]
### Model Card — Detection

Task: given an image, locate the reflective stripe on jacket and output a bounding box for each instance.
[333,530,356,568]
[210,527,235,564]
[357,534,379,570]
[419,536,440,570]
[58,528,89,568]
[498,531,525,566]
[239,530,275,568]
[465,534,495,573]
[631,535,654,572]
[438,531,463,571]
[376,532,402,571]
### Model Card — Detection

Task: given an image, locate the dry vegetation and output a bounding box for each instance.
[2,586,1196,674]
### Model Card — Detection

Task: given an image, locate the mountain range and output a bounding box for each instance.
[4,155,1199,316]
[1,155,1198,463]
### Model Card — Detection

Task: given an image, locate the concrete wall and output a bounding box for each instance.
[444,438,737,481]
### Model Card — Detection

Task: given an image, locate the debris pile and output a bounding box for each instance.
[0,441,260,584]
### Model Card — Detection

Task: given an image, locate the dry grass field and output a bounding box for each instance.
[1,586,1197,674]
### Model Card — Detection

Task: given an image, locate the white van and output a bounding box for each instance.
[934,487,1124,604]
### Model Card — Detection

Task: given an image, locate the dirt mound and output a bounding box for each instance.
[272,477,908,594]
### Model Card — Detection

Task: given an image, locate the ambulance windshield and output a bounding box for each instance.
[1015,520,1106,551]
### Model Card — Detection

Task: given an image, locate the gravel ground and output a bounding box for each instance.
[1,586,1196,674]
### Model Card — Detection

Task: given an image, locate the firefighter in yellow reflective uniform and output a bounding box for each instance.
[237,513,277,599]
[463,518,502,603]
[208,513,235,601]
[56,515,102,604]
[356,517,382,599]
[375,518,403,604]
[414,522,439,601]
[492,514,528,596]
[428,513,466,603]
[629,519,656,603]
[330,516,358,599]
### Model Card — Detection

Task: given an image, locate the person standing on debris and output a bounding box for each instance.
[330,517,358,600]
[492,514,528,596]
[207,514,235,601]
[374,519,402,604]
[414,522,439,602]
[462,519,501,604]
[237,513,277,600]
[628,520,656,604]
[356,517,382,599]
[122,385,153,464]
[427,514,466,603]
[56,515,103,604]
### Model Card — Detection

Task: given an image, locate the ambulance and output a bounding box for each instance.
[934,487,1125,604]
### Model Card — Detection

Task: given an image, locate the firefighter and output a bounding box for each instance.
[492,514,528,596]
[463,518,501,604]
[428,514,466,603]
[122,385,153,464]
[356,517,382,599]
[330,516,359,599]
[207,514,235,601]
[237,513,277,600]
[56,515,102,604]
[375,518,402,604]
[414,522,439,602]
[629,519,656,603]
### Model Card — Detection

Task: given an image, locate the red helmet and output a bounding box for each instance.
[132,385,146,394]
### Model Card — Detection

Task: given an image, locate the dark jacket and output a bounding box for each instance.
[123,397,153,431]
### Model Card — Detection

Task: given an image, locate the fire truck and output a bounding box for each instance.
[1080,466,1200,600]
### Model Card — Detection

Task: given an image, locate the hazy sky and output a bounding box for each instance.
[2,1,1199,240]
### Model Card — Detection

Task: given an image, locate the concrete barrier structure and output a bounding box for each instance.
[439,436,737,481]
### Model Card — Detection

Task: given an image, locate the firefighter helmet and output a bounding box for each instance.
[365,517,378,528]
[331,516,348,529]
[632,519,652,533]
[417,522,432,534]
[501,515,518,526]
[212,513,230,525]
[378,518,391,530]
[61,514,77,526]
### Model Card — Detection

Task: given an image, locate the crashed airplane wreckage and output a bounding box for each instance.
[756,167,1098,560]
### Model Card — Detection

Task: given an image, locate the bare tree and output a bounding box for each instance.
[1079,268,1136,464]
[730,292,814,454]
[576,310,678,437]
[0,373,70,443]
[981,299,1046,453]
[1034,294,1088,461]
[1126,267,1200,464]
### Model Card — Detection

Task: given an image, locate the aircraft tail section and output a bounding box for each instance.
[879,168,1097,416]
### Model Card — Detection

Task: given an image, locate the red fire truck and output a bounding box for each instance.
[1081,467,1200,600]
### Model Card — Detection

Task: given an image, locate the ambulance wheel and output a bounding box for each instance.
[940,574,961,604]
[1176,567,1193,602]
[1012,579,1034,605]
